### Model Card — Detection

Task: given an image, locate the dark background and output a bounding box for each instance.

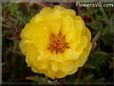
[2,2,114,85]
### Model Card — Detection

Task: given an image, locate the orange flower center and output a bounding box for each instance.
[48,32,69,54]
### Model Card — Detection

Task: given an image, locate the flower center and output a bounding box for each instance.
[48,32,69,54]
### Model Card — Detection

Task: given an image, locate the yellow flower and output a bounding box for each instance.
[19,6,92,79]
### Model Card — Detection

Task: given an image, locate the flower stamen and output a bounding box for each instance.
[48,32,69,54]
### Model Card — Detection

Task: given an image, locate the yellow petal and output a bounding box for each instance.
[26,23,50,50]
[20,23,32,39]
[83,27,91,41]
[75,36,88,54]
[60,61,75,73]
[62,9,76,18]
[49,53,65,63]
[31,66,38,73]
[40,7,52,15]
[47,18,61,35]
[64,49,79,60]
[19,40,37,55]
[53,5,66,12]
[36,50,50,60]
[77,43,92,67]
[74,16,85,33]
[45,69,55,79]
[37,60,48,69]
[68,66,78,75]
[55,71,67,79]
[62,16,81,44]
[30,7,52,23]
[62,16,73,36]
[51,61,59,72]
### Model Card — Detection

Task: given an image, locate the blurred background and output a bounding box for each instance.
[2,1,114,85]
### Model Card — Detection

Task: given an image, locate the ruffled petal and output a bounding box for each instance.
[75,36,88,54]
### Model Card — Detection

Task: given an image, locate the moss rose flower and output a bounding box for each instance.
[19,6,92,79]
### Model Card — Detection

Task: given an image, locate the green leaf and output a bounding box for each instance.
[83,74,94,82]
[84,64,96,69]
[8,3,20,15]
[33,75,49,84]
[101,26,113,45]
[89,51,107,68]
[3,30,12,37]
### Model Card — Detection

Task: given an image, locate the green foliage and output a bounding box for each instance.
[89,51,107,68]
[8,3,20,15]
[2,2,113,85]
